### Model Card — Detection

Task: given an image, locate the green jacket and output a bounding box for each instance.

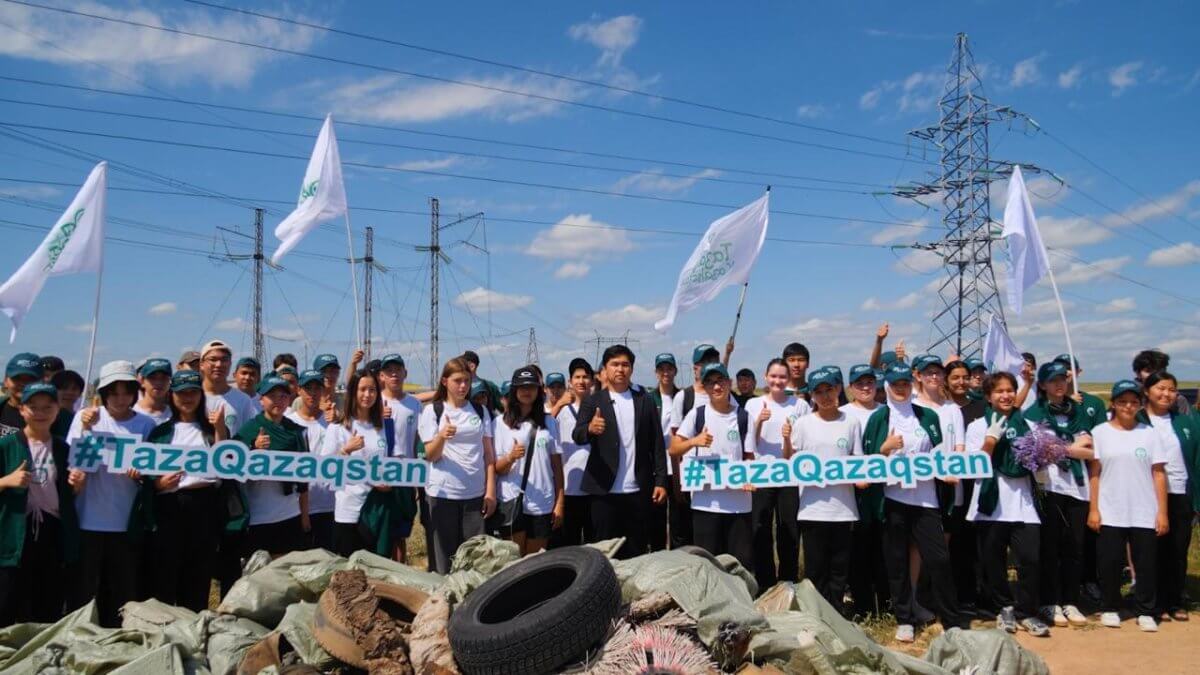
[0,395,73,442]
[229,414,309,532]
[1024,397,1091,488]
[1078,392,1108,431]
[859,404,945,523]
[0,432,81,566]
[974,408,1037,516]
[358,487,418,557]
[1137,408,1200,512]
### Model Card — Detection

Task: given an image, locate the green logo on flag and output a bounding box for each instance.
[44,208,84,272]
[299,179,319,202]
[682,242,734,288]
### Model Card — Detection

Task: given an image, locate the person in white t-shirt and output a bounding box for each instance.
[1088,380,1170,633]
[839,364,890,618]
[322,370,391,558]
[377,354,421,562]
[671,363,754,570]
[786,367,865,614]
[669,344,727,548]
[493,367,564,555]
[551,358,596,548]
[285,369,334,552]
[133,358,173,425]
[67,360,157,627]
[1139,371,1198,622]
[145,369,229,613]
[744,358,810,590]
[645,354,678,552]
[418,357,497,574]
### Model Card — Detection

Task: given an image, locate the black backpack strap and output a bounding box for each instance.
[683,388,695,418]
[433,400,445,426]
[737,407,749,450]
[566,404,578,420]
[470,401,485,420]
[516,424,536,495]
[693,404,706,456]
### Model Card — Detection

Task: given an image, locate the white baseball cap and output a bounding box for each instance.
[200,340,232,360]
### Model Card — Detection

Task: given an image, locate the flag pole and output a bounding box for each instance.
[1044,255,1079,396]
[83,259,103,397]
[729,282,749,344]
[343,212,362,351]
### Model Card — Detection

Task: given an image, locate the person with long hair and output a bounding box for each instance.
[0,383,83,624]
[965,372,1050,637]
[67,360,157,627]
[1137,371,1199,622]
[146,370,228,612]
[419,357,497,573]
[493,367,564,555]
[744,358,810,590]
[1088,380,1170,632]
[551,358,596,548]
[1024,361,1096,628]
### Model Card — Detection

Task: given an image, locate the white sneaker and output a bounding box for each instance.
[1041,605,1068,627]
[895,624,915,643]
[1137,615,1159,632]
[1063,604,1088,626]
[1101,612,1121,628]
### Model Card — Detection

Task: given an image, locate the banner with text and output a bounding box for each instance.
[679,450,993,492]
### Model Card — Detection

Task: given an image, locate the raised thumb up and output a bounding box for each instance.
[254,427,271,450]
[588,408,606,435]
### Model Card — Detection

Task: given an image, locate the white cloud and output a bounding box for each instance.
[1109,61,1144,96]
[859,88,883,110]
[612,168,720,195]
[795,104,829,119]
[1051,254,1130,285]
[391,156,461,172]
[860,291,922,311]
[1146,241,1200,267]
[525,214,635,260]
[325,73,581,124]
[553,262,590,279]
[1101,179,1200,228]
[567,15,643,67]
[0,1,319,88]
[860,297,882,311]
[454,287,532,312]
[265,328,305,342]
[0,184,60,199]
[580,303,664,334]
[871,220,928,245]
[1010,54,1044,88]
[859,70,943,114]
[215,317,247,331]
[65,322,93,333]
[1098,297,1136,313]
[147,302,177,316]
[1058,63,1084,89]
[892,248,942,274]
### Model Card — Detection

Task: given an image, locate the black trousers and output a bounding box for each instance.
[417,488,434,572]
[549,494,592,548]
[1,515,64,624]
[153,487,223,613]
[309,511,335,552]
[692,510,753,572]
[216,529,246,599]
[426,495,484,574]
[668,486,693,548]
[590,492,651,559]
[333,521,371,558]
[1040,492,1088,607]
[977,521,1040,618]
[946,505,979,606]
[849,519,890,618]
[648,497,668,552]
[1156,493,1193,613]
[883,499,961,627]
[1098,525,1157,616]
[74,530,141,628]
[751,487,799,590]
[798,520,852,615]
[0,567,13,623]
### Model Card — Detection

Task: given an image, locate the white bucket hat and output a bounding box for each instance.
[97,360,137,390]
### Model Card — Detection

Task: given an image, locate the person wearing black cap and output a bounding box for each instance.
[286,369,335,552]
[671,363,754,570]
[134,358,173,425]
[0,353,43,438]
[551,357,596,548]
[572,345,667,559]
[145,370,228,612]
[1024,361,1096,628]
[0,383,82,624]
[38,356,64,383]
[234,357,263,412]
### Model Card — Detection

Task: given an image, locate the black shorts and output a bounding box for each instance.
[514,512,554,540]
[247,516,307,556]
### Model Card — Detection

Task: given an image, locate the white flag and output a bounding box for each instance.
[655,192,769,331]
[982,314,1025,381]
[271,114,348,265]
[1001,165,1050,315]
[0,162,106,342]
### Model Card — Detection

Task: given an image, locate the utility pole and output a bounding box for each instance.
[526,327,539,366]
[422,198,441,388]
[252,208,265,366]
[363,227,374,360]
[893,33,1051,358]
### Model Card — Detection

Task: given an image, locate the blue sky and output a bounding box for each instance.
[0,0,1197,385]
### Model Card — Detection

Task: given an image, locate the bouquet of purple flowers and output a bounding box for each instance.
[1010,423,1070,473]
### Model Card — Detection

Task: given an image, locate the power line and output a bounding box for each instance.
[0,97,875,195]
[0,122,946,231]
[183,0,908,149]
[1047,248,1200,309]
[2,0,931,165]
[0,75,895,190]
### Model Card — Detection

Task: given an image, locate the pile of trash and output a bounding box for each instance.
[0,537,1049,675]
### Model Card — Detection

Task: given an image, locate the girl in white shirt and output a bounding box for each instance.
[552,359,595,547]
[493,367,564,555]
[840,364,889,619]
[418,358,497,574]
[323,371,388,558]
[1087,380,1169,632]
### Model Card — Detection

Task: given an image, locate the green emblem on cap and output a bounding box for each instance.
[44,208,84,272]
[1135,447,1148,459]
[299,179,319,202]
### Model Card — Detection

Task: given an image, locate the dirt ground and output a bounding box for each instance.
[1013,614,1200,674]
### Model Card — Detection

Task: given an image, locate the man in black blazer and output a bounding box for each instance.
[572,344,668,558]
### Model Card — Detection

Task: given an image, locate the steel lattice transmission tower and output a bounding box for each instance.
[895,33,1049,358]
[526,327,539,366]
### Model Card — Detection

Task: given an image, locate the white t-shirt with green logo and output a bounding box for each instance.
[205,387,258,437]
[383,393,421,458]
[493,415,562,515]
[1093,422,1167,530]
[555,404,590,497]
[419,401,493,500]
[744,394,811,460]
[1148,413,1189,495]
[676,405,754,514]
[322,419,387,523]
[963,417,1040,524]
[285,410,333,514]
[790,412,862,522]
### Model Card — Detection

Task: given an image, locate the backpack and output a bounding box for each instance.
[681,388,697,420]
[692,404,749,453]
[432,400,486,427]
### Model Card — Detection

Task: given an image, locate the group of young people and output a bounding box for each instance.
[0,333,1194,643]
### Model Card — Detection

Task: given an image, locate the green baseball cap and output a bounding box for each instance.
[546,372,566,386]
[912,354,943,372]
[275,365,298,377]
[235,357,261,372]
[6,353,42,379]
[884,363,914,384]
[170,370,202,392]
[470,379,488,398]
[298,369,324,388]
[257,374,291,396]
[313,354,340,371]
[138,358,172,378]
[655,353,677,367]
[1037,361,1068,384]
[880,350,899,366]
[807,368,840,390]
[20,382,57,404]
[380,353,405,368]
[848,364,876,384]
[700,362,730,382]
[1053,353,1080,371]
[500,380,511,396]
[692,344,719,364]
[1111,379,1141,400]
[965,357,985,372]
